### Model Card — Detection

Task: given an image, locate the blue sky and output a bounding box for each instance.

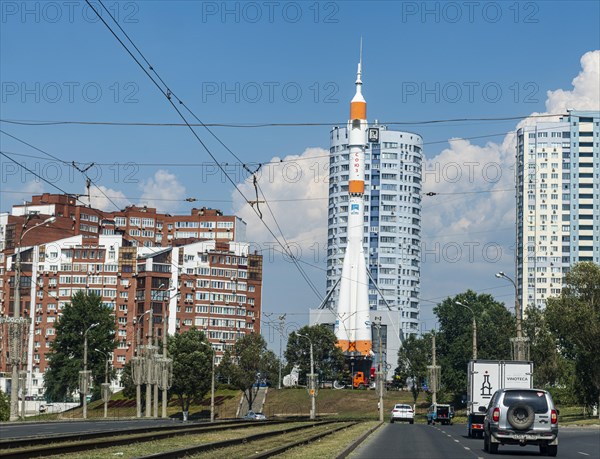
[2,1,600,349]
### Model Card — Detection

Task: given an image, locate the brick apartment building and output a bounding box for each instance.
[0,194,262,397]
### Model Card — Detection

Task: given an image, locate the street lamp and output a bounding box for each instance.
[455,301,477,360]
[82,322,99,419]
[295,332,316,420]
[7,215,56,421]
[495,271,528,360]
[132,308,152,418]
[373,317,384,422]
[277,314,286,390]
[94,348,111,418]
[158,288,177,419]
[201,341,216,423]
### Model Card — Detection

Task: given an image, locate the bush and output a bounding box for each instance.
[0,389,10,421]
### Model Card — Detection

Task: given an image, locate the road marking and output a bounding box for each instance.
[454,439,460,443]
[447,434,452,437]
[578,453,589,456]
[464,447,470,450]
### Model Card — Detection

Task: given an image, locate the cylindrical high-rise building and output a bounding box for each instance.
[326,124,423,337]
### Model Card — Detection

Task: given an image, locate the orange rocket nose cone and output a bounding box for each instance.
[350,101,366,121]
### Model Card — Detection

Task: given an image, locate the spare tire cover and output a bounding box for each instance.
[507,403,535,430]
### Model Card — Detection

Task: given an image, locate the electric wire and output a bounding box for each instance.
[0,113,564,128]
[0,151,74,197]
[84,0,323,301]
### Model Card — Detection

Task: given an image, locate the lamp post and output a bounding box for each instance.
[82,322,99,419]
[133,309,152,418]
[156,286,177,419]
[146,307,154,418]
[295,332,315,420]
[201,341,216,422]
[495,271,528,360]
[277,314,286,390]
[94,348,110,418]
[373,317,384,422]
[8,215,56,421]
[455,301,477,360]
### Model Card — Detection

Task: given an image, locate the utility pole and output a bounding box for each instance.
[201,340,216,422]
[278,314,286,390]
[95,348,111,418]
[495,271,529,360]
[103,355,109,418]
[134,326,142,418]
[456,301,477,360]
[427,332,440,406]
[146,308,153,418]
[82,322,98,419]
[210,349,215,422]
[295,332,316,420]
[162,313,168,419]
[432,333,436,405]
[374,317,384,422]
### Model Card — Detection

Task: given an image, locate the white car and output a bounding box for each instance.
[244,411,267,420]
[391,404,414,424]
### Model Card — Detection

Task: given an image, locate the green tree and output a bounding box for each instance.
[227,333,278,411]
[434,290,513,397]
[522,304,572,389]
[44,292,117,403]
[395,333,432,405]
[216,348,235,385]
[168,328,212,416]
[0,389,9,421]
[284,325,344,385]
[545,262,600,408]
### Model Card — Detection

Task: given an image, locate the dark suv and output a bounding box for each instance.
[480,388,558,456]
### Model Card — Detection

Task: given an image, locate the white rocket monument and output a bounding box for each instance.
[334,48,372,358]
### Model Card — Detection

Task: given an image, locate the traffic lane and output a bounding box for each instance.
[0,419,182,439]
[559,426,600,456]
[351,422,481,459]
[443,423,600,458]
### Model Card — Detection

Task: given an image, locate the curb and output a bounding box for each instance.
[336,421,383,459]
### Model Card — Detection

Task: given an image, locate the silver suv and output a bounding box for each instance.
[479,388,558,456]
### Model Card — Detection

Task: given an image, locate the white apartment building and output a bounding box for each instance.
[516,110,600,310]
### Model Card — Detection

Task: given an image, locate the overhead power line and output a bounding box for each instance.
[0,113,564,128]
[83,0,323,301]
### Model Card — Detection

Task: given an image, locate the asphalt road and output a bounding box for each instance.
[351,422,600,459]
[0,419,183,440]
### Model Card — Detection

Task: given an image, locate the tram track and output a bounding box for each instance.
[0,419,298,459]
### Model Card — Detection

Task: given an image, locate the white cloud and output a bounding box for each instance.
[423,49,600,247]
[546,50,600,113]
[22,180,45,196]
[88,185,131,211]
[232,147,329,252]
[138,169,186,213]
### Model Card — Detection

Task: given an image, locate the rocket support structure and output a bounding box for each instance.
[334,54,372,358]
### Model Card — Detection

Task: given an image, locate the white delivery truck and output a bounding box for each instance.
[466,360,533,438]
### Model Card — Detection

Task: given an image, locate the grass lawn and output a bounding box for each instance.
[19,387,599,427]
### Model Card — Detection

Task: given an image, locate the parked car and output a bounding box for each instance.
[244,411,267,421]
[390,404,414,424]
[426,404,454,425]
[480,388,558,456]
